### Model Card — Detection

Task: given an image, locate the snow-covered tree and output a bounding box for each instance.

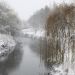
[0,2,21,36]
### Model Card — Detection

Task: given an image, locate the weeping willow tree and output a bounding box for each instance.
[45,3,75,67]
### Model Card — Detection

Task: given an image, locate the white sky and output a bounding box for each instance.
[2,0,74,21]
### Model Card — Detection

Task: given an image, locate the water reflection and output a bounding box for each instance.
[28,38,56,75]
[19,38,47,75]
[36,34,75,74]
[0,36,74,75]
[28,37,75,75]
[0,43,23,75]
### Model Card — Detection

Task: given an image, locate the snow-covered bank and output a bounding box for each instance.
[0,34,16,60]
[22,28,45,39]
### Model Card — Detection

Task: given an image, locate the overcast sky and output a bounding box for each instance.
[3,0,74,21]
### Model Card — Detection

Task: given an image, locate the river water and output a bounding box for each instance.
[0,37,49,75]
[0,37,75,75]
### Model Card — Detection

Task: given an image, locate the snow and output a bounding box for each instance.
[22,28,45,39]
[0,33,16,56]
[0,34,16,47]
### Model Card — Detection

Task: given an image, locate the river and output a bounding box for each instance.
[0,37,50,75]
[0,37,75,75]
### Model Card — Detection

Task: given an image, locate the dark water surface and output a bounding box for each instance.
[1,37,73,75]
[0,38,50,75]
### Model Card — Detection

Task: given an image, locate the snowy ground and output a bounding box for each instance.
[0,33,16,61]
[22,28,45,39]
